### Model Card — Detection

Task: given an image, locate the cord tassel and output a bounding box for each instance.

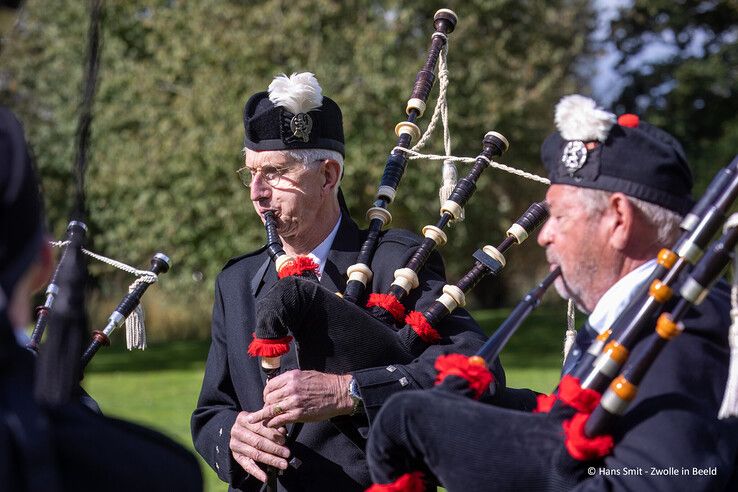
[563,298,577,362]
[719,243,738,418]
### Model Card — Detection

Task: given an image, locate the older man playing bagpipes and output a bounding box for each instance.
[189,49,515,490]
[364,95,738,491]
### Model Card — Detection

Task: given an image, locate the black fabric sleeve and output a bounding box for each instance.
[190,279,248,487]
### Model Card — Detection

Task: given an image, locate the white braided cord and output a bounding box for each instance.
[392,146,550,185]
[390,42,547,192]
[49,241,156,351]
[50,241,158,284]
[410,45,450,153]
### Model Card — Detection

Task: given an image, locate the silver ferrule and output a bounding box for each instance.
[600,388,631,416]
[154,252,171,268]
[680,213,699,232]
[680,277,708,305]
[43,284,59,308]
[676,239,703,265]
[68,220,88,232]
[102,311,126,336]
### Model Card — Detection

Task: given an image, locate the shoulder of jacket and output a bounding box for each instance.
[220,245,268,273]
[377,227,423,248]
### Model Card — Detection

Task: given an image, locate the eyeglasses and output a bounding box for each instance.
[236,163,292,188]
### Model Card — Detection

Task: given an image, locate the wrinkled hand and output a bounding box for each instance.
[247,369,353,428]
[230,411,290,483]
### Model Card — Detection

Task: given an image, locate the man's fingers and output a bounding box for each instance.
[245,446,289,469]
[233,453,267,483]
[231,427,290,458]
[264,410,299,429]
[263,370,294,394]
[248,401,293,425]
[231,437,289,469]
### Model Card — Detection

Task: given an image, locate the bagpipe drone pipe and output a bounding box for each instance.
[79,252,172,369]
[341,8,459,305]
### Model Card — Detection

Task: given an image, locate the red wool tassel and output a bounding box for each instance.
[558,375,602,413]
[366,293,406,323]
[365,472,425,492]
[246,333,293,358]
[277,256,320,279]
[405,311,442,344]
[534,393,557,413]
[617,113,640,128]
[562,412,614,461]
[434,353,493,400]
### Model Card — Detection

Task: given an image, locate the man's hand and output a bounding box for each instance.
[230,411,290,483]
[247,370,353,428]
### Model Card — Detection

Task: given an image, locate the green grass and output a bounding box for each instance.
[83,307,567,491]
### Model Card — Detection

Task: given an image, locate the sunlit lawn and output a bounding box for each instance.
[83,307,567,492]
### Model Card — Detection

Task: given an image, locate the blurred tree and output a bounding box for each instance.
[610,0,738,191]
[1,0,593,334]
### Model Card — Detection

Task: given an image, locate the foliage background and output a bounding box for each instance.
[1,0,595,338]
[2,0,736,339]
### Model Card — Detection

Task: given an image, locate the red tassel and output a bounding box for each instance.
[563,412,614,461]
[534,393,557,413]
[365,472,425,492]
[617,113,639,128]
[558,375,601,413]
[434,353,493,400]
[366,293,406,323]
[247,333,293,358]
[405,311,441,344]
[277,256,320,279]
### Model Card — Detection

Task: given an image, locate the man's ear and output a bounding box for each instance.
[321,159,342,192]
[607,193,635,251]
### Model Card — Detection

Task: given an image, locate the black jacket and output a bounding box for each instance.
[191,213,500,491]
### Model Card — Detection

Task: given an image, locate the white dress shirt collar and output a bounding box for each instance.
[588,259,657,335]
[307,213,342,277]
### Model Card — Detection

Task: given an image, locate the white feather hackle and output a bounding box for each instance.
[268,72,323,115]
[555,94,616,142]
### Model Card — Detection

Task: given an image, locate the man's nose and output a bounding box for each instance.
[250,173,271,201]
[537,219,553,248]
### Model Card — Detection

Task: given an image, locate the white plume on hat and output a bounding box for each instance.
[268,72,323,115]
[555,94,616,142]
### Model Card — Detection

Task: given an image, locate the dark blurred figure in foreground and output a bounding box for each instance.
[0,1,203,490]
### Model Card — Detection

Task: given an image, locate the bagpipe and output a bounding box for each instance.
[247,8,556,375]
[249,197,548,375]
[430,266,562,400]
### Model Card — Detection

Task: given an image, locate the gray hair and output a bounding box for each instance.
[576,187,682,246]
[242,147,343,170]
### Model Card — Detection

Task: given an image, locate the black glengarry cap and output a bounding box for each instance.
[243,72,344,157]
[541,95,693,215]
